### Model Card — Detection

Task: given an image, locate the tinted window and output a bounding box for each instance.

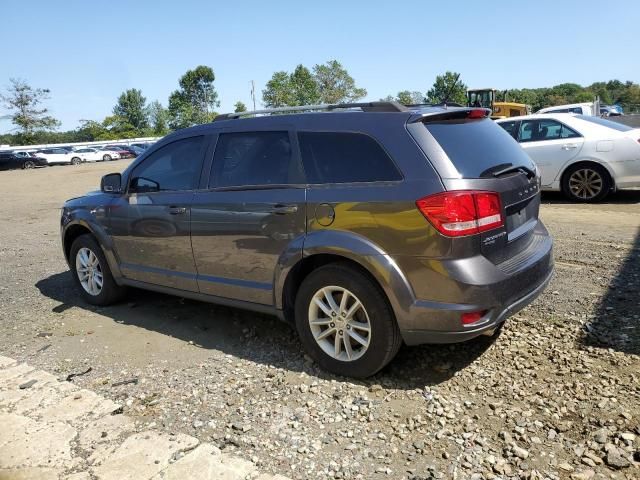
[298,132,401,184]
[130,135,205,192]
[424,118,535,178]
[210,131,299,187]
[519,120,580,142]
[576,115,633,132]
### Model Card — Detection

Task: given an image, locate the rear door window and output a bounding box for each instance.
[298,132,402,184]
[423,118,535,178]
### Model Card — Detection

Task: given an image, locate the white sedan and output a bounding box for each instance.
[497,114,640,201]
[72,147,121,163]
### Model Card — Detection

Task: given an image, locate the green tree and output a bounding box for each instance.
[262,71,294,108]
[425,71,467,105]
[312,60,367,104]
[147,100,169,135]
[113,89,148,131]
[168,65,220,129]
[290,65,321,105]
[0,78,60,136]
[234,101,247,113]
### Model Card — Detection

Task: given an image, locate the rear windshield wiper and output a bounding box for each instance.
[481,164,535,179]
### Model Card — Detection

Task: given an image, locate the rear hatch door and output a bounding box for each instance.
[409,110,541,263]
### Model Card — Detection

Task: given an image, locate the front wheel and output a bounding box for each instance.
[70,234,126,306]
[562,163,611,202]
[103,154,112,162]
[71,157,82,165]
[295,263,402,378]
[22,160,36,169]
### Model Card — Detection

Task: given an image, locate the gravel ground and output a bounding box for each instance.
[0,161,638,480]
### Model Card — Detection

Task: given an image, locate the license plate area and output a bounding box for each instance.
[505,195,538,241]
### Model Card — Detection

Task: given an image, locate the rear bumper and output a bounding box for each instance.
[395,223,554,345]
[401,267,553,345]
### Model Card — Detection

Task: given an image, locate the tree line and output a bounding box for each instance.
[2,64,640,146]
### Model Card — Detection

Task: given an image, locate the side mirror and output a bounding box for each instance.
[101,173,122,193]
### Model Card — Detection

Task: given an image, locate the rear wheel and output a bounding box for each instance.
[562,163,611,202]
[70,234,126,306]
[294,263,402,378]
[22,160,36,169]
[103,154,112,162]
[71,157,81,165]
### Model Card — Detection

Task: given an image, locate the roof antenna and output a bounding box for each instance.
[440,73,461,108]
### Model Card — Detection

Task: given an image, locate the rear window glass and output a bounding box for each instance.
[424,118,535,178]
[298,132,402,184]
[576,115,633,132]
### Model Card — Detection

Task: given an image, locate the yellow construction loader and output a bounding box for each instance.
[467,89,530,119]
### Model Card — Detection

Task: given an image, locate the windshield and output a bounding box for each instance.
[467,90,493,108]
[424,118,536,178]
[576,115,633,132]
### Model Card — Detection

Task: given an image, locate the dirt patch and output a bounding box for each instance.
[0,163,638,479]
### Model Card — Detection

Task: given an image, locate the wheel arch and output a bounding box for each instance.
[276,231,415,330]
[62,218,123,282]
[558,158,616,191]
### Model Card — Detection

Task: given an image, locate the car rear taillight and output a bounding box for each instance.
[461,310,488,325]
[416,191,504,237]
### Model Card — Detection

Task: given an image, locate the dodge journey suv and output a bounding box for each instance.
[61,102,553,378]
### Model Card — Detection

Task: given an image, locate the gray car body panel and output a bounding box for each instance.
[62,108,553,345]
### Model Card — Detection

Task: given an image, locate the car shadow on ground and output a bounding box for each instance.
[580,228,640,355]
[36,271,498,390]
[541,189,640,205]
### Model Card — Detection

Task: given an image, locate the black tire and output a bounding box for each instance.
[69,234,126,306]
[294,263,402,378]
[561,163,611,202]
[71,157,82,165]
[103,154,112,161]
[22,160,36,169]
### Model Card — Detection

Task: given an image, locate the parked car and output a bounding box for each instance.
[131,142,153,150]
[0,151,48,170]
[12,151,40,159]
[71,147,122,162]
[496,113,640,201]
[537,103,595,115]
[104,145,135,158]
[36,148,82,165]
[599,105,623,117]
[61,102,553,378]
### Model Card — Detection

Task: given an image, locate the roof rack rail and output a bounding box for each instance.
[214,101,408,121]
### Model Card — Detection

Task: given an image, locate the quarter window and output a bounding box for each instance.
[210,131,299,187]
[518,120,580,142]
[298,132,401,184]
[129,135,205,192]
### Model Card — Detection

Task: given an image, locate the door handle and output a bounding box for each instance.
[270,204,298,215]
[561,144,578,150]
[168,206,187,215]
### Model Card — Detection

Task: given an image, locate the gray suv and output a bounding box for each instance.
[61,102,553,378]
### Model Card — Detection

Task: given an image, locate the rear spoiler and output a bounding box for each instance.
[409,108,491,123]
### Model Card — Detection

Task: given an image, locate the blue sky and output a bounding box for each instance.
[1,0,638,132]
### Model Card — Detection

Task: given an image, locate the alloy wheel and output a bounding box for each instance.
[568,168,603,200]
[308,286,371,362]
[75,247,103,296]
[23,161,35,169]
